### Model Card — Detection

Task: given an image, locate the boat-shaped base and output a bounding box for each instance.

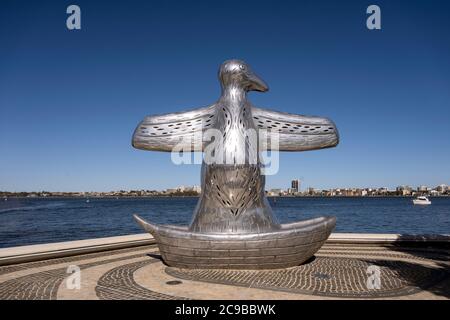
[134,214,336,269]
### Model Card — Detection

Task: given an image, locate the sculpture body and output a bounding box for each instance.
[133,60,339,269]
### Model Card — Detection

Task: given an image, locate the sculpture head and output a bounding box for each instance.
[219,59,269,93]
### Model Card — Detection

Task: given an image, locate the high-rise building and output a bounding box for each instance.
[291,179,300,193]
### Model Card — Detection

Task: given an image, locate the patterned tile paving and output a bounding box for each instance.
[165,256,450,298]
[0,244,156,276]
[0,243,448,299]
[0,251,154,300]
[96,260,185,300]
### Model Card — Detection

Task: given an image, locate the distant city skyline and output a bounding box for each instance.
[1,0,449,192]
[1,182,448,195]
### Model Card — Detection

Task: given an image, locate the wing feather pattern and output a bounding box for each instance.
[132,105,216,152]
[251,106,339,151]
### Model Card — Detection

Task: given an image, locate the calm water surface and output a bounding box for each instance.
[0,197,449,248]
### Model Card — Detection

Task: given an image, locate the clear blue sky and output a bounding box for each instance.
[0,0,449,192]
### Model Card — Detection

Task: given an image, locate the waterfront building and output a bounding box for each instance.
[291,179,300,193]
[436,184,448,194]
[396,185,412,196]
[307,187,319,196]
[430,190,439,196]
[268,189,283,196]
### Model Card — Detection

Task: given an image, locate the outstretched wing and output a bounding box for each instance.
[132,105,216,152]
[251,106,339,151]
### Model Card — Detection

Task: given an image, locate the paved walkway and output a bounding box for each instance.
[0,242,448,300]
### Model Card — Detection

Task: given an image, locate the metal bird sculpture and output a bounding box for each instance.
[133,60,339,269]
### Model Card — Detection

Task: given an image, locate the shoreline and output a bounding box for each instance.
[2,195,449,199]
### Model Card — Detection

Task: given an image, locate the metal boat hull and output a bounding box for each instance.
[134,214,336,269]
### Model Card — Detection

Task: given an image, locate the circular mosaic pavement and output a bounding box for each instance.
[0,243,448,299]
[96,260,186,300]
[165,256,449,298]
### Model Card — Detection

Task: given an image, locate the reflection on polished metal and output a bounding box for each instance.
[132,60,339,269]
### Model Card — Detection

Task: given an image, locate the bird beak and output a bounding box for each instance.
[247,71,269,92]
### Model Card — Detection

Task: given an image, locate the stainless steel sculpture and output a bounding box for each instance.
[133,60,339,269]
